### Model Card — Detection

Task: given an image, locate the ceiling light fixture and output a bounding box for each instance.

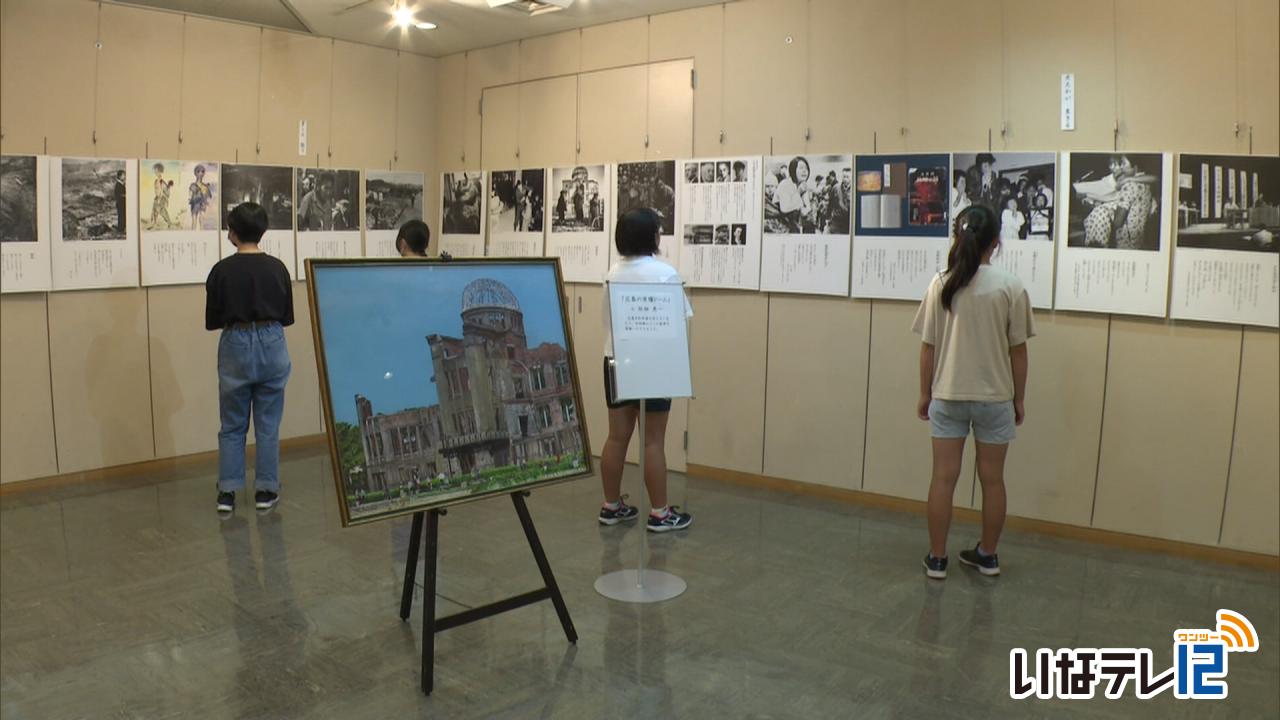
[392,6,415,28]
[414,21,437,29]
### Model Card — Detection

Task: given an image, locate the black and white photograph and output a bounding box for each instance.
[550,165,606,233]
[489,169,544,233]
[732,161,748,182]
[296,168,359,232]
[683,162,700,184]
[222,164,293,230]
[699,162,716,183]
[616,160,676,235]
[1176,154,1279,253]
[763,154,852,235]
[730,223,747,245]
[1067,152,1164,251]
[952,152,1057,241]
[60,158,128,241]
[683,224,713,245]
[714,224,729,245]
[442,171,484,234]
[366,170,424,231]
[0,154,37,242]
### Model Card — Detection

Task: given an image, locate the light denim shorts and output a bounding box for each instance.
[929,399,1016,444]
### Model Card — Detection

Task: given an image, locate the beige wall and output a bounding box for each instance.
[1,0,1276,556]
[0,0,436,479]
[441,0,1278,555]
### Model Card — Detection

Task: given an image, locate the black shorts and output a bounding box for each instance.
[603,357,672,412]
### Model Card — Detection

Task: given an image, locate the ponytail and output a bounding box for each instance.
[941,205,999,311]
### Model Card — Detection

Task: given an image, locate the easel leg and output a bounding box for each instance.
[399,511,424,621]
[511,492,578,643]
[421,509,441,695]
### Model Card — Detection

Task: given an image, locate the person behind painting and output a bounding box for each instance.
[150,163,173,229]
[189,164,212,230]
[299,173,334,230]
[1001,197,1025,241]
[776,156,811,234]
[114,169,128,233]
[206,202,294,514]
[598,208,693,533]
[395,219,431,257]
[914,204,1034,579]
[1081,154,1157,249]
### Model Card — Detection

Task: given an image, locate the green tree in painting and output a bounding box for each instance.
[333,421,366,483]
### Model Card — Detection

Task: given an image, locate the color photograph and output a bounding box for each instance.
[854,153,951,237]
[310,259,591,524]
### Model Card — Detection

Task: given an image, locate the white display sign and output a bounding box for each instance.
[676,156,763,290]
[1061,74,1075,131]
[545,164,610,282]
[1054,152,1174,317]
[1,154,53,293]
[607,281,693,401]
[850,152,951,300]
[50,156,140,290]
[1170,153,1280,328]
[139,159,221,286]
[760,153,852,296]
[487,168,546,257]
[439,170,486,258]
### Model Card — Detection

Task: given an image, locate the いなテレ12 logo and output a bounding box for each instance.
[1009,609,1259,700]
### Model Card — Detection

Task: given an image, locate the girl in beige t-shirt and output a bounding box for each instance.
[913,204,1035,580]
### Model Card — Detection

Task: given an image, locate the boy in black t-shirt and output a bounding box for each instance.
[205,202,293,514]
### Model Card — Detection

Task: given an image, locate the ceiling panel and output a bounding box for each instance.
[107,0,730,57]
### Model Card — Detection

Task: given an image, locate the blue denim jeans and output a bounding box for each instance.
[218,322,291,492]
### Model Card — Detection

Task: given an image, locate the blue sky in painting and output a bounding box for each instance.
[312,263,567,425]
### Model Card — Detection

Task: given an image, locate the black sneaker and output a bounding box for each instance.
[599,496,640,525]
[959,543,1000,576]
[254,490,279,511]
[922,554,948,580]
[646,507,692,533]
[216,491,235,513]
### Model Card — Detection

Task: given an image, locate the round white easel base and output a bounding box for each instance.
[594,569,687,603]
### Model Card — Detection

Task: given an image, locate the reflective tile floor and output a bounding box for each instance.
[2,445,1278,719]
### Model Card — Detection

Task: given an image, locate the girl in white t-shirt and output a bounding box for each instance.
[598,208,693,533]
[912,204,1035,580]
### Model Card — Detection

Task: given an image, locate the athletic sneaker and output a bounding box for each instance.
[959,543,1000,576]
[599,496,640,525]
[216,491,235,513]
[255,490,279,511]
[646,507,692,533]
[922,554,948,580]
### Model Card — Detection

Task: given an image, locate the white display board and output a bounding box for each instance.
[219,163,296,279]
[952,152,1059,308]
[51,156,140,290]
[1,154,52,293]
[364,169,424,258]
[440,170,486,257]
[607,281,693,401]
[761,153,852,296]
[546,164,611,283]
[1055,152,1173,317]
[612,160,681,271]
[677,156,763,290]
[851,152,951,300]
[1169,153,1279,328]
[139,159,221,286]
[295,168,361,280]
[487,168,546,257]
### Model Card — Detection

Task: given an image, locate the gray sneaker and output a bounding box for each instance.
[646,507,692,533]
